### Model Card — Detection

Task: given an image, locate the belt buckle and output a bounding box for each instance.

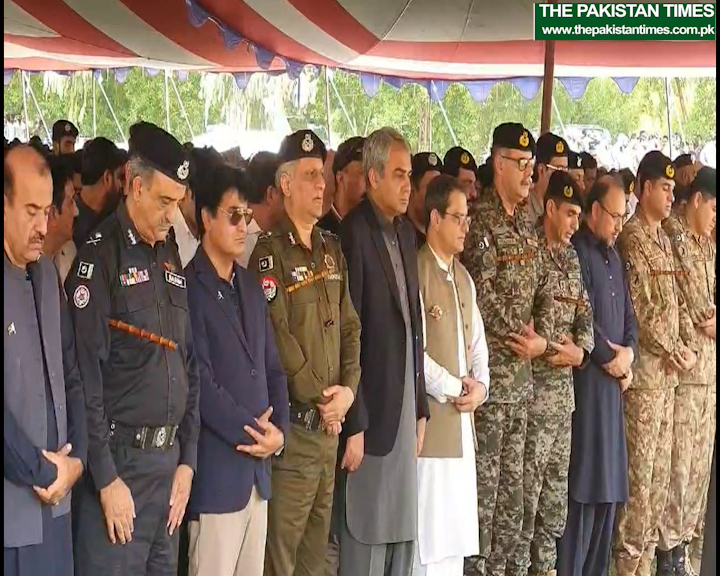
[153,427,168,448]
[303,409,319,432]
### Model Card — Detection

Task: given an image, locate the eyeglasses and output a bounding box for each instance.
[598,203,624,226]
[443,212,472,228]
[218,206,253,226]
[500,155,535,171]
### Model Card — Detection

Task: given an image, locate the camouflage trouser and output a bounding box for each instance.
[464,402,527,576]
[689,391,717,572]
[613,387,674,576]
[658,386,716,551]
[507,411,572,576]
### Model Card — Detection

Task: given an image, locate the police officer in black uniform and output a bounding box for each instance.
[66,122,200,576]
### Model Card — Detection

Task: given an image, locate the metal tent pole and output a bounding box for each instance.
[25,73,51,142]
[21,71,30,140]
[164,70,171,132]
[92,72,97,137]
[324,67,332,147]
[169,75,195,139]
[328,72,357,135]
[432,81,457,146]
[664,77,673,158]
[96,75,127,146]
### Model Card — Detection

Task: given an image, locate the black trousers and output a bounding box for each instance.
[4,507,73,576]
[74,443,180,576]
[557,499,617,576]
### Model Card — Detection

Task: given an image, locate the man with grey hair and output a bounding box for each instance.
[249,129,361,576]
[66,122,201,576]
[337,127,430,576]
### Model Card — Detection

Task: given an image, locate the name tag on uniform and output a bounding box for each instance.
[568,272,582,280]
[120,267,150,287]
[165,271,186,289]
[526,237,539,248]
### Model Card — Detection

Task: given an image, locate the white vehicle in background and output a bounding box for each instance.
[699,139,716,168]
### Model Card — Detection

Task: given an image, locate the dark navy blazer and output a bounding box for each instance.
[185,246,288,515]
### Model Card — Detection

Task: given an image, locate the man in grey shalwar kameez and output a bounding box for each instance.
[337,128,431,576]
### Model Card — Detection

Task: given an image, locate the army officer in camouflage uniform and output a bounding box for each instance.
[460,123,554,576]
[248,129,362,576]
[508,172,594,576]
[614,151,698,576]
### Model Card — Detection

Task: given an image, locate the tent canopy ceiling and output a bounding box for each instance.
[4,0,717,79]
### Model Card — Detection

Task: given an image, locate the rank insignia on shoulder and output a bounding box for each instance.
[626,261,632,271]
[324,254,336,272]
[77,261,94,280]
[120,267,150,287]
[127,229,138,246]
[261,275,278,303]
[288,232,296,246]
[7,322,16,335]
[165,270,187,289]
[478,236,490,250]
[73,285,90,309]
[86,232,102,246]
[259,256,274,272]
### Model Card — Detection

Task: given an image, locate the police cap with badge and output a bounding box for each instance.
[443,146,477,176]
[333,136,365,175]
[545,170,583,210]
[568,150,584,171]
[637,150,675,183]
[128,121,191,185]
[52,119,79,142]
[278,129,327,165]
[536,132,569,165]
[492,122,536,155]
[689,166,716,198]
[412,152,444,183]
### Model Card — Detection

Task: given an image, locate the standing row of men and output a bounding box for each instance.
[5,117,715,576]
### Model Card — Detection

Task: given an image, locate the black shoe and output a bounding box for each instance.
[672,544,691,576]
[656,549,674,576]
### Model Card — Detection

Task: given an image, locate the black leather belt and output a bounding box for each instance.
[288,401,323,432]
[109,421,178,450]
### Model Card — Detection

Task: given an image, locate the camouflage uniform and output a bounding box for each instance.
[507,229,594,576]
[460,188,553,576]
[658,213,716,555]
[614,207,698,576]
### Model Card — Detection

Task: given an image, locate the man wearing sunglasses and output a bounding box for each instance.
[461,123,554,576]
[249,129,361,576]
[527,133,570,225]
[183,164,288,576]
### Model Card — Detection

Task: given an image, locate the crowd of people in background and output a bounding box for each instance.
[4,115,716,576]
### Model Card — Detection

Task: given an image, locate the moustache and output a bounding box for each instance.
[30,234,45,244]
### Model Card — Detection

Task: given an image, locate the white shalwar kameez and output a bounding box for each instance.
[413,250,490,576]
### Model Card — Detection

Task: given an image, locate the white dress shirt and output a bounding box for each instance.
[239,218,263,269]
[172,209,200,268]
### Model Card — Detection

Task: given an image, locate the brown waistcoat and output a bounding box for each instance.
[417,244,476,458]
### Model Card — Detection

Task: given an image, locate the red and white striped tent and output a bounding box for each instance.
[4,0,717,79]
